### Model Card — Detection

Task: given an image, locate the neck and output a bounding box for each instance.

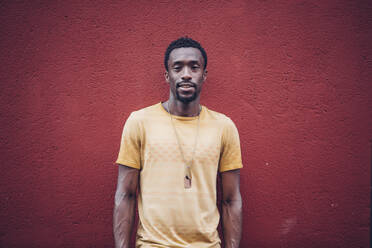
[163,97,201,117]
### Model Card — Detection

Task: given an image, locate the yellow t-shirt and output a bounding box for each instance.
[116,102,243,248]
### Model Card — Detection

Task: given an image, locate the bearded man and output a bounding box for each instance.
[114,37,243,248]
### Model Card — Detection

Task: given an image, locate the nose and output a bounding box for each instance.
[181,67,192,81]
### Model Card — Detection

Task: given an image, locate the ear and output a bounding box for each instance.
[202,69,208,82]
[164,71,169,83]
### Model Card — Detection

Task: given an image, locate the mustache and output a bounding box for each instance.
[176,81,196,88]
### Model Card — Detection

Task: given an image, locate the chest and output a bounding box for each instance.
[141,119,222,165]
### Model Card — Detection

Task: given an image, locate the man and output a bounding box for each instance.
[114,37,243,248]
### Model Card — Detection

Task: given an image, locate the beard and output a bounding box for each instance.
[176,90,198,103]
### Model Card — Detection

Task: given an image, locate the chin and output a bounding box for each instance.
[176,94,197,103]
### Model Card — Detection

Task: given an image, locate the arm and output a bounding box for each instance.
[221,169,242,248]
[113,164,139,248]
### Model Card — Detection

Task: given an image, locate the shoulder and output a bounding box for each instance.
[126,102,163,122]
[203,106,240,141]
[202,106,236,127]
[120,103,162,135]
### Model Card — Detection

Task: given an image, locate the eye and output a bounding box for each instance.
[172,65,182,71]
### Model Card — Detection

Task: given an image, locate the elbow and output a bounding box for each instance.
[222,194,242,210]
[114,190,136,207]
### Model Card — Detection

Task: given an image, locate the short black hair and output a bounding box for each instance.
[164,37,207,71]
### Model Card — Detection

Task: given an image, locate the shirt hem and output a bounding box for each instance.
[219,163,243,172]
[115,159,140,169]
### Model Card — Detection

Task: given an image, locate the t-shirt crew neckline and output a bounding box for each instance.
[158,102,204,121]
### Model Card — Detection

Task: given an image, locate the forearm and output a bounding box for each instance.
[222,197,242,248]
[113,192,136,248]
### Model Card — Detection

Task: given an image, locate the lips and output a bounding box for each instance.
[177,82,196,89]
[179,85,193,91]
[178,84,195,92]
[177,82,196,96]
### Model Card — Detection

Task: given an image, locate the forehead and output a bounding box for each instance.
[168,47,204,64]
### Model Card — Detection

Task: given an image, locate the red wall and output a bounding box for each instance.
[0,1,371,247]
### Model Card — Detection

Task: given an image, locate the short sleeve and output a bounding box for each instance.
[115,113,142,169]
[219,118,243,172]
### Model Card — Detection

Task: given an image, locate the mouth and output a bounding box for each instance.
[177,82,196,89]
[177,82,196,96]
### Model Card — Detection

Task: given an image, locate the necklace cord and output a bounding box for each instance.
[168,102,201,181]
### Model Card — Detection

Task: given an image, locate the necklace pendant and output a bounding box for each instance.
[184,176,192,188]
[184,166,192,189]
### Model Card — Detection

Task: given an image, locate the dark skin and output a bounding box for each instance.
[113,165,138,248]
[163,47,207,116]
[221,169,242,248]
[113,47,242,248]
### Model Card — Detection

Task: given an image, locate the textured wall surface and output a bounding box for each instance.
[0,1,371,247]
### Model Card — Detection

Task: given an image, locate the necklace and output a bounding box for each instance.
[167,101,201,188]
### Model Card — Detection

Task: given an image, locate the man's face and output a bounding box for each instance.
[165,47,207,103]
